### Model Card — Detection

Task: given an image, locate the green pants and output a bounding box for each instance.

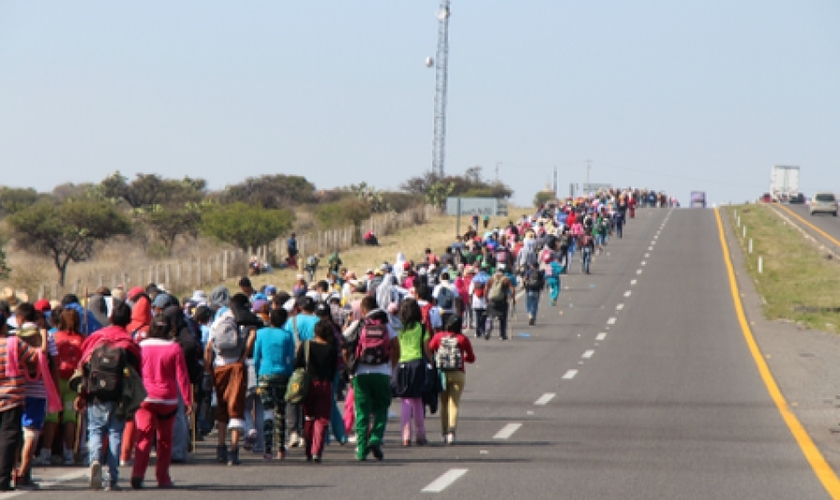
[352,374,391,459]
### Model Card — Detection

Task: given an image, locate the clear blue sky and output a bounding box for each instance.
[2,1,838,206]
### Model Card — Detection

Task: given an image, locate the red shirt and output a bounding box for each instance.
[429,331,476,373]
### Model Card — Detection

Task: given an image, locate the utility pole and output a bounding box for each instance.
[585,159,592,192]
[431,0,452,178]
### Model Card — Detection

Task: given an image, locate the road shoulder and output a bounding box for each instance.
[721,207,840,471]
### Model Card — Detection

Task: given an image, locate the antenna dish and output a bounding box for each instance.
[425,57,434,67]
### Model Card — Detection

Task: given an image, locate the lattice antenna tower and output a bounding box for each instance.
[432,0,451,178]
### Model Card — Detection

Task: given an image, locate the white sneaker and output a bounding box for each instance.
[347,435,357,444]
[288,431,301,448]
[446,432,456,445]
[63,449,75,466]
[34,448,51,465]
[90,460,102,490]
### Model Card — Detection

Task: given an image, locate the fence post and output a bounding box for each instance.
[207,259,212,284]
[758,256,763,274]
[223,251,229,281]
[165,264,171,290]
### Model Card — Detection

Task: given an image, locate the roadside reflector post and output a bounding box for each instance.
[737,216,741,227]
[743,226,747,238]
[758,256,763,274]
[749,239,753,254]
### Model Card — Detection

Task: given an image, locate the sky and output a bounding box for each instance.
[1,1,839,207]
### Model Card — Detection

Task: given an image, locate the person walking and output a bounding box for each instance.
[429,317,475,445]
[522,263,545,326]
[296,320,338,462]
[254,308,295,460]
[469,266,490,339]
[346,296,400,461]
[484,267,515,341]
[130,314,192,489]
[545,256,564,306]
[393,299,430,446]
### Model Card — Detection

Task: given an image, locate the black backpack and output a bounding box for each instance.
[87,343,127,402]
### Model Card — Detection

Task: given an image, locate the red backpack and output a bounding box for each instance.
[53,330,84,379]
[355,314,391,365]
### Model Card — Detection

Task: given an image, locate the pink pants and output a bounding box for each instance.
[343,384,355,436]
[401,397,426,441]
[303,380,332,459]
[132,402,176,487]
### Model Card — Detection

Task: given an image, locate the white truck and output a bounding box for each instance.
[770,165,800,202]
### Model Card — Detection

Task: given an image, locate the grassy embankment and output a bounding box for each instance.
[724,204,840,332]
[215,210,522,296]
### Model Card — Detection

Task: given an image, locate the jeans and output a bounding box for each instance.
[171,395,189,461]
[582,249,592,274]
[327,372,347,444]
[525,290,540,319]
[353,374,391,460]
[88,401,125,486]
[243,393,265,451]
[474,308,487,338]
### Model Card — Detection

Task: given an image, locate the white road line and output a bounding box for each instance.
[645,253,649,258]
[648,246,653,251]
[631,279,637,285]
[493,423,523,440]
[616,303,624,310]
[562,369,578,379]
[596,332,607,341]
[607,317,616,325]
[582,350,594,359]
[636,269,643,275]
[534,393,556,406]
[641,261,646,266]
[624,291,631,297]
[422,469,469,493]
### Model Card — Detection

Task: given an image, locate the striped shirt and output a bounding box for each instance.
[0,338,39,412]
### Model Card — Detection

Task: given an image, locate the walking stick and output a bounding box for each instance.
[190,385,197,453]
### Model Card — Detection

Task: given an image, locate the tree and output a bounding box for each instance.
[0,187,40,217]
[201,202,294,250]
[400,167,513,206]
[345,182,392,213]
[0,235,11,281]
[221,174,316,208]
[316,198,372,229]
[533,190,555,207]
[143,203,205,255]
[7,200,132,286]
[94,171,207,208]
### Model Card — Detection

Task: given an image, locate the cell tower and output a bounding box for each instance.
[431,0,451,178]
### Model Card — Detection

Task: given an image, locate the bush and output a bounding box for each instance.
[316,198,371,230]
[201,202,294,250]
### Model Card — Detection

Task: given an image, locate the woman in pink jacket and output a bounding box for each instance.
[131,315,192,489]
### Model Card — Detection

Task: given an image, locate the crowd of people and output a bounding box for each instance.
[0,187,657,491]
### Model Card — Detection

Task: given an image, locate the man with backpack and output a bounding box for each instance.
[432,272,459,328]
[75,301,141,491]
[484,268,516,341]
[343,296,400,461]
[523,263,545,326]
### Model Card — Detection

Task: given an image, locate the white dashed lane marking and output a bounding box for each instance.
[596,332,607,341]
[494,423,523,439]
[636,269,643,275]
[534,393,556,406]
[582,350,594,359]
[422,469,469,493]
[616,304,624,311]
[631,280,637,286]
[607,317,617,325]
[562,369,579,380]
[624,291,631,297]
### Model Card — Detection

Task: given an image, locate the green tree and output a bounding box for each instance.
[7,200,132,286]
[0,235,11,281]
[400,167,513,205]
[201,202,294,250]
[221,174,316,208]
[345,182,392,213]
[533,190,555,207]
[142,203,205,255]
[0,187,40,216]
[316,198,372,229]
[425,181,455,208]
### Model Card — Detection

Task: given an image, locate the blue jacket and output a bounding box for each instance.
[65,302,103,335]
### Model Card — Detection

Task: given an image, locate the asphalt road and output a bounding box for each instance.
[782,203,840,251]
[19,208,834,499]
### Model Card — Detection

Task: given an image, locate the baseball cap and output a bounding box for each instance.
[33,299,51,313]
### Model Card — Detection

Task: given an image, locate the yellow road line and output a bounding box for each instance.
[715,208,840,498]
[777,204,840,248]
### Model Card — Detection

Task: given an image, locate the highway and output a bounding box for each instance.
[20,208,838,499]
[778,204,840,252]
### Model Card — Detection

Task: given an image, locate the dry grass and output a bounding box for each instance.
[1,206,529,301]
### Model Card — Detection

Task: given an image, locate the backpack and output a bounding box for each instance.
[488,278,506,303]
[210,315,243,359]
[435,334,464,371]
[356,314,391,365]
[525,270,544,290]
[54,331,83,380]
[473,280,486,298]
[437,286,455,310]
[306,255,318,267]
[541,248,553,264]
[87,343,127,402]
